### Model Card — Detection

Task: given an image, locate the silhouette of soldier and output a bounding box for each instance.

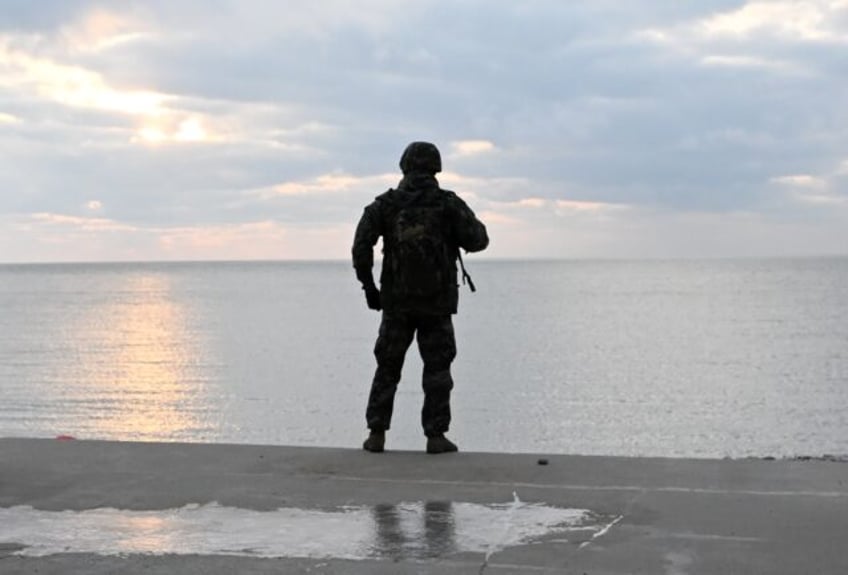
[352,141,489,453]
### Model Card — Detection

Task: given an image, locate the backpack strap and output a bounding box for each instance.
[457,250,476,293]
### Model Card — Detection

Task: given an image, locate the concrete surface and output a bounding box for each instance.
[1,437,847,574]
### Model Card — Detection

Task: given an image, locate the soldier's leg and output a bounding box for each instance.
[366,312,415,432]
[416,315,457,437]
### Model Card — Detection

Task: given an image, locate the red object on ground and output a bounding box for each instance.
[55,435,76,441]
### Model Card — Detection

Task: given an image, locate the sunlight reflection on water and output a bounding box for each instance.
[2,267,222,442]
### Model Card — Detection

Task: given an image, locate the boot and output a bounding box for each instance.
[426,434,458,454]
[363,431,385,453]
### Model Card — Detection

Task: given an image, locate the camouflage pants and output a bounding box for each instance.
[366,312,457,437]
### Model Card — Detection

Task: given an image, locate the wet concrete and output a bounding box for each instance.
[1,437,847,574]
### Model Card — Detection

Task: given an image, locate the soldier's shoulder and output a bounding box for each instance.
[439,189,462,203]
[440,189,471,210]
[364,189,395,211]
[376,188,395,201]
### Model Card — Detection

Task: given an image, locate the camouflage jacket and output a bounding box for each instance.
[352,173,489,315]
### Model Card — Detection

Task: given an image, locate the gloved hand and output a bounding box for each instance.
[363,284,382,311]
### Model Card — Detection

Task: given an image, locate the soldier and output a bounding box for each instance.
[352,141,489,454]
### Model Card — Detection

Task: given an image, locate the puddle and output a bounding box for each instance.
[0,498,605,559]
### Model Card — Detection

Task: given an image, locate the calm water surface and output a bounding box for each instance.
[1,259,846,458]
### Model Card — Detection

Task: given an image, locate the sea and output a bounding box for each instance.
[1,258,846,459]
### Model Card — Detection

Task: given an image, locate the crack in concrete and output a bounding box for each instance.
[576,487,645,551]
[478,491,522,574]
[578,514,624,549]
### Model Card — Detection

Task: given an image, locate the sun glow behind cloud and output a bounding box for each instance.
[0,42,167,115]
[134,116,221,145]
[0,17,231,147]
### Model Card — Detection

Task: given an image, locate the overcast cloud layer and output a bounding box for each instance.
[1,0,847,262]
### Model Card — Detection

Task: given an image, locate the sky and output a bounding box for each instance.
[1,0,847,263]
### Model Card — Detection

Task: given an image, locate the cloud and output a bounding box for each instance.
[793,193,848,206]
[486,196,628,215]
[699,54,806,73]
[768,168,848,210]
[639,0,848,47]
[0,38,168,115]
[474,196,632,257]
[451,140,496,156]
[31,212,136,232]
[0,213,351,262]
[257,173,397,198]
[770,174,828,188]
[59,8,151,53]
[555,199,629,214]
[133,115,225,145]
[635,0,848,83]
[436,172,531,203]
[0,21,297,149]
[698,1,848,42]
[1,1,847,261]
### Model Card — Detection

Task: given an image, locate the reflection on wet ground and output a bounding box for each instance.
[0,498,607,559]
[371,501,458,560]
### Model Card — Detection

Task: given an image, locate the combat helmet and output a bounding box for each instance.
[399,141,442,174]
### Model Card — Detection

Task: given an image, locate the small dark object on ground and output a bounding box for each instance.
[538,458,549,466]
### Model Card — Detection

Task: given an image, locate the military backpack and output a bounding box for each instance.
[388,199,451,300]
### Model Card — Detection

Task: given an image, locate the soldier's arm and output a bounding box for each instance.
[445,192,489,253]
[351,202,383,286]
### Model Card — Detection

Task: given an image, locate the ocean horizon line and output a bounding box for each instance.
[2,253,848,268]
